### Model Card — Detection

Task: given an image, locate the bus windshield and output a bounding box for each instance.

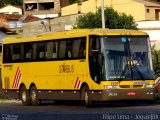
[100,36,154,80]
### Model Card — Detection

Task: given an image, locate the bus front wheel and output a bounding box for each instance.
[30,86,40,106]
[81,86,93,107]
[20,86,31,106]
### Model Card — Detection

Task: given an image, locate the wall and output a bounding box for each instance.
[111,0,145,21]
[61,3,79,16]
[23,14,82,37]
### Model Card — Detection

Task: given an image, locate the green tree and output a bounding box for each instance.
[74,12,101,29]
[70,0,88,4]
[0,0,9,7]
[74,7,137,29]
[0,0,23,8]
[152,45,160,77]
[9,0,23,5]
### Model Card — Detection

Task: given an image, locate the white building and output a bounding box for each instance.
[0,5,22,15]
[137,21,160,50]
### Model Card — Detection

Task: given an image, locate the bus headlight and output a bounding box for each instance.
[145,84,154,88]
[104,85,119,89]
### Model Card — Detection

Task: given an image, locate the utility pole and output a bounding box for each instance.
[101,0,105,28]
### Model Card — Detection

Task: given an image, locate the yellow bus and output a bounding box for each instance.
[2,29,155,107]
[0,44,2,87]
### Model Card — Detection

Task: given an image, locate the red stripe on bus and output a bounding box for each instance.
[12,67,22,89]
[15,69,21,88]
[76,79,81,89]
[74,77,81,89]
[74,77,79,89]
[12,67,19,88]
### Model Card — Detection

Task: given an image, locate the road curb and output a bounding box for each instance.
[0,99,21,103]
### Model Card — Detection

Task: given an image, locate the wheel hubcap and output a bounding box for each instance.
[84,91,88,104]
[31,90,36,102]
[22,91,27,102]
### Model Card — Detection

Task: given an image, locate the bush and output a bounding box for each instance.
[0,91,8,100]
[152,45,160,77]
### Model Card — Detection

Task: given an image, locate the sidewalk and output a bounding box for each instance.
[0,88,21,103]
[0,99,21,103]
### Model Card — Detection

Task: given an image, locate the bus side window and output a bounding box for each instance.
[39,51,45,59]
[52,42,57,58]
[26,52,31,59]
[78,39,86,58]
[59,41,66,59]
[12,54,20,60]
[46,41,58,59]
[3,45,12,63]
[24,43,33,60]
[36,42,45,60]
[12,44,21,61]
[66,40,72,58]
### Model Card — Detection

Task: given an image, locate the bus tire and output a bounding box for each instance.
[30,86,40,106]
[81,86,93,108]
[20,86,31,106]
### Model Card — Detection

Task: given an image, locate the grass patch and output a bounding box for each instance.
[0,92,8,100]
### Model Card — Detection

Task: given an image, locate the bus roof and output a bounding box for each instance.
[3,29,148,44]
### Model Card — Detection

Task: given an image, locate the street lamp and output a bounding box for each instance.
[101,0,105,28]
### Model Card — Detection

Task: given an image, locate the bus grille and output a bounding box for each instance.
[119,85,130,88]
[133,85,143,88]
[119,85,143,88]
[4,78,10,89]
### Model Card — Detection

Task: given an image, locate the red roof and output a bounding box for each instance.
[0,26,16,33]
[0,13,21,21]
[23,14,40,23]
[0,13,40,22]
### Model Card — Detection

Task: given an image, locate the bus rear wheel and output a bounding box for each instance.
[30,86,40,106]
[20,86,31,106]
[81,86,93,107]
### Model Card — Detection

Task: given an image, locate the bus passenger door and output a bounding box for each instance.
[89,36,101,84]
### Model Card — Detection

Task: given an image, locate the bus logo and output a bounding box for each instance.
[12,67,22,89]
[74,77,81,89]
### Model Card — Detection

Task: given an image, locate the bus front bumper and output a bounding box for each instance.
[89,88,155,101]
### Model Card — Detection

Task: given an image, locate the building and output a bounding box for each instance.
[23,0,70,19]
[61,0,160,21]
[0,13,40,34]
[137,20,160,50]
[0,5,22,15]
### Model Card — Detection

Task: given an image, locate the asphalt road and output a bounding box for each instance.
[0,100,160,120]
